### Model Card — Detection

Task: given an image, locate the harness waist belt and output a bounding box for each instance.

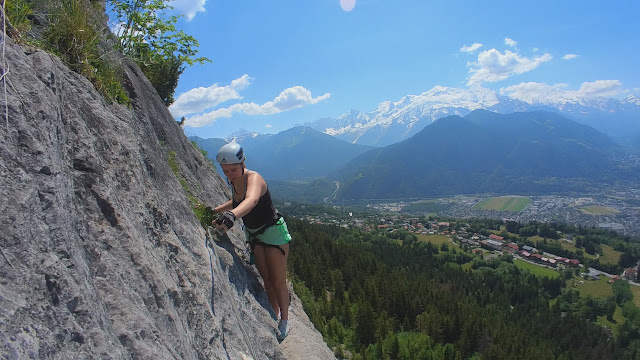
[246,213,286,256]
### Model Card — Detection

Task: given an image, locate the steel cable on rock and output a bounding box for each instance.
[205,227,258,360]
[1,0,9,133]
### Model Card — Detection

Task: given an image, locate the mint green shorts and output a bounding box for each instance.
[244,217,292,246]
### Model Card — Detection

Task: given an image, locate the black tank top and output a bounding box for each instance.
[232,177,277,229]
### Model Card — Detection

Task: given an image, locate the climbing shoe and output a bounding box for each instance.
[277,319,291,341]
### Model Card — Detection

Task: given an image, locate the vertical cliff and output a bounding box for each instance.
[0,24,334,360]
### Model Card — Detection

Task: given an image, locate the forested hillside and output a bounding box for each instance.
[332,110,638,200]
[286,217,640,360]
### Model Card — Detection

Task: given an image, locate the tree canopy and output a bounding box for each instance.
[287,217,640,360]
[108,0,210,105]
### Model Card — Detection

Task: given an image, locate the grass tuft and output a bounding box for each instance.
[5,0,33,40]
[167,150,217,229]
[41,0,129,105]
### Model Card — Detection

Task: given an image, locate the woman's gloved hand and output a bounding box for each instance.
[214,211,236,231]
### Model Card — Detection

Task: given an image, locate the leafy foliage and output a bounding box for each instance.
[109,0,211,105]
[613,280,634,306]
[92,59,131,105]
[134,43,184,105]
[192,202,216,230]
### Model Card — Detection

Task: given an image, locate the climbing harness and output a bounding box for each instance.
[246,213,287,258]
[205,227,258,360]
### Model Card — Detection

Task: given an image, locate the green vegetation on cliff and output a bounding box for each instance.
[4,0,208,106]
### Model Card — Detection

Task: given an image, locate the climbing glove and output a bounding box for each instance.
[215,211,236,230]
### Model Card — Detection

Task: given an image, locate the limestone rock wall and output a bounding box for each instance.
[0,32,334,360]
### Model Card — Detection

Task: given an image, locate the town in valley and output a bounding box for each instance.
[281,191,640,287]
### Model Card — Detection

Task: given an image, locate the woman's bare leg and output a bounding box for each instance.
[253,245,279,317]
[263,244,289,320]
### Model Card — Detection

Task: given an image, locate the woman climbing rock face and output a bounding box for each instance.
[213,142,292,341]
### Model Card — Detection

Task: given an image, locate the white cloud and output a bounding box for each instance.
[562,54,579,60]
[185,86,331,127]
[186,107,238,127]
[500,82,570,104]
[340,0,356,12]
[230,75,251,89]
[575,80,622,98]
[505,37,517,47]
[169,75,252,118]
[467,49,552,86]
[271,86,330,110]
[460,43,483,53]
[500,80,623,104]
[170,0,206,21]
[265,124,273,128]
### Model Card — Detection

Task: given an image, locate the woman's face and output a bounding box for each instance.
[221,163,244,181]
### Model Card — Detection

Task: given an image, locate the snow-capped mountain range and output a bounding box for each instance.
[223,127,258,141]
[307,86,640,147]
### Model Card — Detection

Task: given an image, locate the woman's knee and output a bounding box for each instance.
[264,274,286,289]
[261,274,273,286]
[271,276,287,291]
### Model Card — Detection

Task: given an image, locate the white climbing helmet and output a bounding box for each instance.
[216,142,245,164]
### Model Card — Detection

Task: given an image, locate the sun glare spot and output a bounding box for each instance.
[340,0,356,12]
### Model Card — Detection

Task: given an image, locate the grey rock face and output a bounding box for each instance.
[0,34,334,360]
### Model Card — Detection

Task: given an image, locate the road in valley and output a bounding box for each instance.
[324,181,340,203]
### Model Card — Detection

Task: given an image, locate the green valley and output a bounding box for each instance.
[283,202,640,359]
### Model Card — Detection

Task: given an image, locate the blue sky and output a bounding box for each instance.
[165,0,639,139]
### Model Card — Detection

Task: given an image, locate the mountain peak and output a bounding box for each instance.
[338,109,366,120]
[309,85,640,146]
[334,110,624,200]
[622,94,640,106]
[226,127,259,142]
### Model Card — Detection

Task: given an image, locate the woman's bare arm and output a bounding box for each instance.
[230,172,266,218]
[214,199,233,213]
